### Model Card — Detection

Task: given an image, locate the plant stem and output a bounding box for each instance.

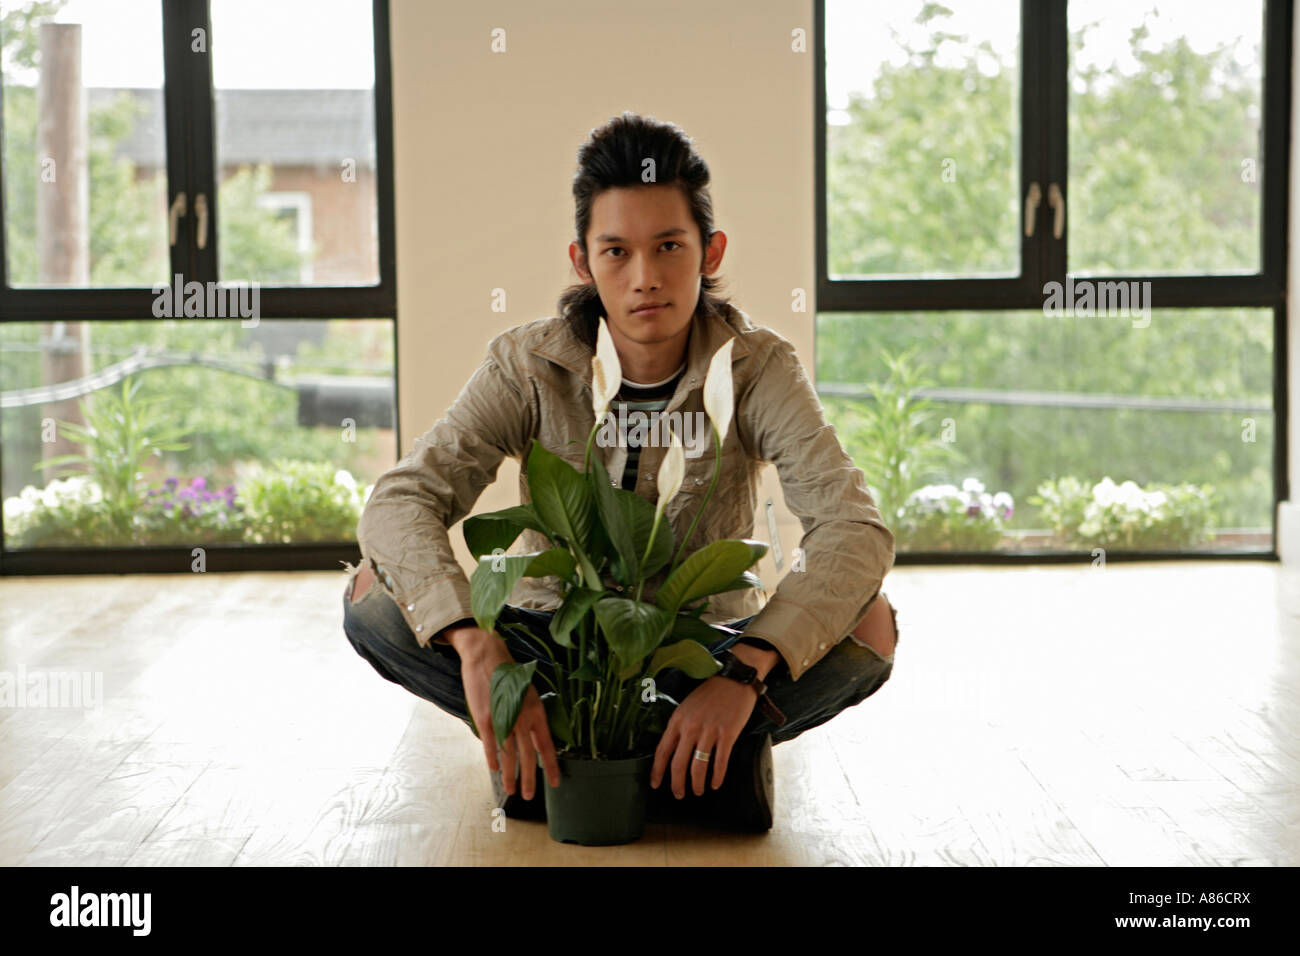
[670,425,721,575]
[634,512,663,604]
[615,659,653,753]
[584,419,600,474]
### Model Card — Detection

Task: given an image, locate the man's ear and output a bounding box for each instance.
[568,241,593,282]
[701,229,727,276]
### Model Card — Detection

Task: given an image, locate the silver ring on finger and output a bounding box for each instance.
[692,748,710,762]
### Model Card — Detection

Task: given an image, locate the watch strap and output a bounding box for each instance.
[716,650,788,727]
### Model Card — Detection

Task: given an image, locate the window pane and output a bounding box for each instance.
[1067,0,1264,275]
[210,0,378,286]
[1,318,395,549]
[815,308,1273,554]
[825,0,1020,279]
[0,0,169,288]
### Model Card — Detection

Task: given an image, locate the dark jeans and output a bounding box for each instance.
[342,575,897,748]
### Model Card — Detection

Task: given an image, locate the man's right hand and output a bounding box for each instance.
[446,625,561,801]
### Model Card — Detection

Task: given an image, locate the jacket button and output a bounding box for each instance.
[802,658,809,666]
[415,624,423,632]
[407,603,415,612]
[819,642,826,649]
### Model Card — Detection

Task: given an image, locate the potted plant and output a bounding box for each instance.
[35,377,192,543]
[462,317,767,845]
[831,347,961,527]
[897,478,1014,551]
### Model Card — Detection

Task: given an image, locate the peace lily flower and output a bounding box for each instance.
[637,427,685,588]
[702,337,735,443]
[654,426,685,521]
[591,314,622,426]
[669,337,737,574]
[584,315,624,473]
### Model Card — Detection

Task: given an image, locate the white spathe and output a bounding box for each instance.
[654,426,685,521]
[591,314,622,426]
[702,337,736,444]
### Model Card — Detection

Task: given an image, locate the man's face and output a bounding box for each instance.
[569,184,725,352]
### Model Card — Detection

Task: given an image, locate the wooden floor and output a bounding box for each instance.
[1,560,1297,866]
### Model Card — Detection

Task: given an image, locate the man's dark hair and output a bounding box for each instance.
[557,111,733,351]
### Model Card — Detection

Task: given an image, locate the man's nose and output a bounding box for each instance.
[632,253,662,291]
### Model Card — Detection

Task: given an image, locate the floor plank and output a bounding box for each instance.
[1,561,1297,865]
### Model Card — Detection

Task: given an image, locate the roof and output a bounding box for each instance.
[88,87,376,168]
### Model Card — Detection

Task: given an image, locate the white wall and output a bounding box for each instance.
[388,0,816,580]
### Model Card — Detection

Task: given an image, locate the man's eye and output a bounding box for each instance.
[605,242,681,256]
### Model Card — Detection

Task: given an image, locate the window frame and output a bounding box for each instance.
[814,0,1293,561]
[0,0,398,574]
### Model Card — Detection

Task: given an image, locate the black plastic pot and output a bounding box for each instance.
[542,751,655,845]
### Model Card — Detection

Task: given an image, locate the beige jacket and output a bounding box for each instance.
[345,303,895,682]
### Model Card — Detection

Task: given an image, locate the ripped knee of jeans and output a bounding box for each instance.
[849,638,894,664]
[344,556,381,604]
[846,591,898,661]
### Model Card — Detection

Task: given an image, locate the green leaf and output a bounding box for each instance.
[654,539,768,614]
[568,696,591,749]
[489,660,537,746]
[32,454,90,471]
[624,487,675,581]
[526,439,595,556]
[550,586,603,648]
[716,570,763,593]
[662,613,726,646]
[541,692,573,749]
[593,597,675,675]
[571,658,602,681]
[463,504,551,560]
[469,551,551,633]
[648,639,722,680]
[589,453,638,583]
[522,547,577,582]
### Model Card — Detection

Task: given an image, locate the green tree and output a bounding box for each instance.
[820,4,1272,541]
[1,1,374,535]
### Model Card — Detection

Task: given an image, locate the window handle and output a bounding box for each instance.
[1048,182,1065,239]
[1023,182,1041,237]
[194,192,209,250]
[168,191,187,246]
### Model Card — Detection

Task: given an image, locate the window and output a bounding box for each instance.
[817,0,1289,558]
[256,192,315,284]
[0,0,397,573]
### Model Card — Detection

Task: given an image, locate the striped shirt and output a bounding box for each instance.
[612,362,686,490]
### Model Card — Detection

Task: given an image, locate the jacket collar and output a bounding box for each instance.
[530,302,753,389]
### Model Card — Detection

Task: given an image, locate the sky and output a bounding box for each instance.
[825,0,1263,121]
[4,0,1263,99]
[6,0,374,88]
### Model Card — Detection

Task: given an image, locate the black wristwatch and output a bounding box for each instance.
[715,649,788,727]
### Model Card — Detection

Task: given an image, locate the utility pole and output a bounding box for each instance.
[36,21,91,480]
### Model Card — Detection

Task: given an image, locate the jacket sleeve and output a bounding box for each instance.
[350,333,536,648]
[733,336,896,681]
